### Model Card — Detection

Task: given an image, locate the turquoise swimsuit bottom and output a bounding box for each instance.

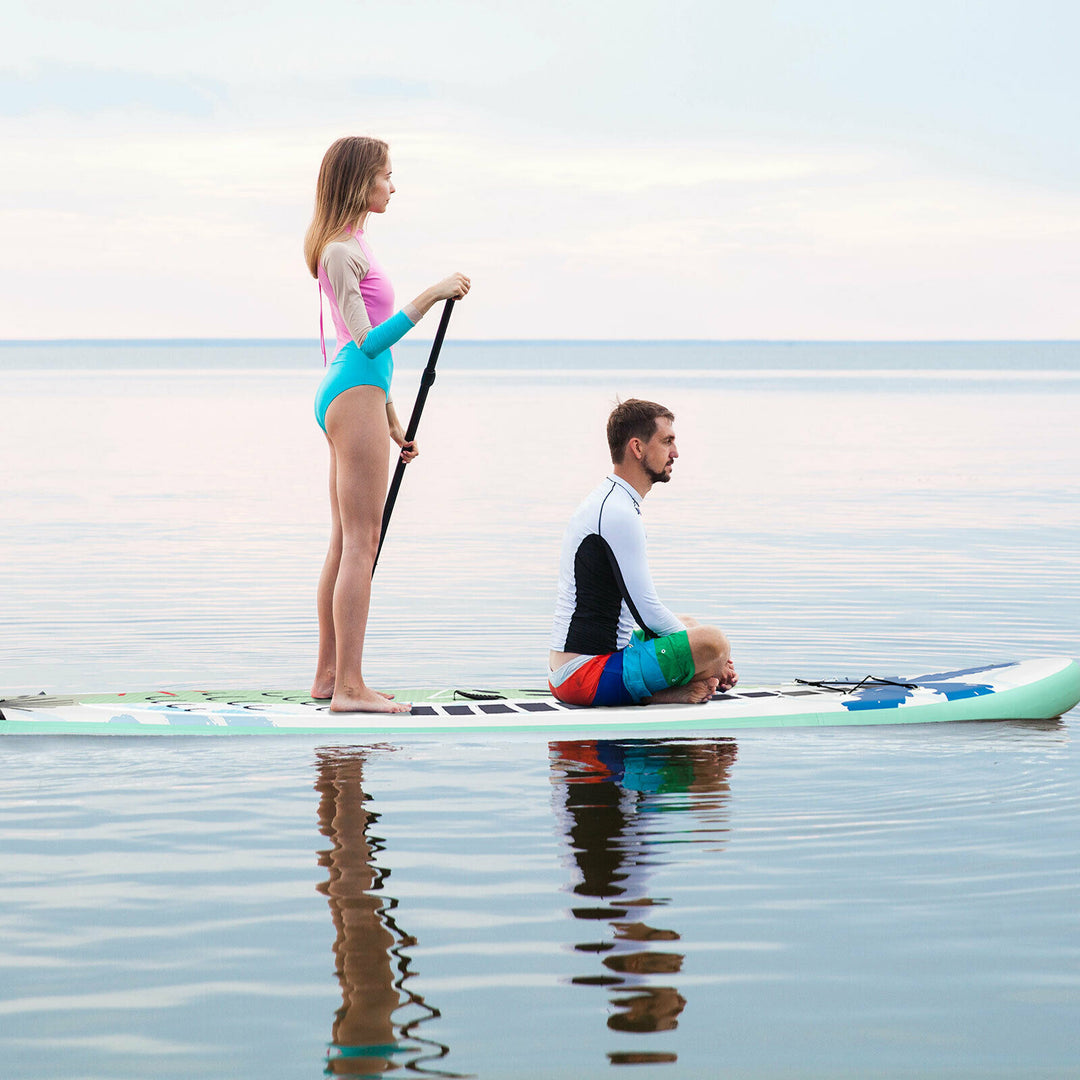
[314,309,414,432]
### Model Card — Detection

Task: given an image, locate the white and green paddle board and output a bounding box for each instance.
[1,657,1077,737]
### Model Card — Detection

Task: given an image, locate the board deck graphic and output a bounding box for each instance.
[1,657,1077,737]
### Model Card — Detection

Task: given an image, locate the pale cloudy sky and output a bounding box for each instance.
[3,0,1078,340]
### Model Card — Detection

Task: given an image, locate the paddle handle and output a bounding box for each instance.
[373,298,456,574]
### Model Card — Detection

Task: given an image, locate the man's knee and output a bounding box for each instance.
[686,624,729,666]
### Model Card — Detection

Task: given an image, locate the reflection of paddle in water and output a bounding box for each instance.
[550,738,737,1067]
[315,748,470,1078]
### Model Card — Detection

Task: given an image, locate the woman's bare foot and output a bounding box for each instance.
[310,663,336,699]
[330,687,412,713]
[311,678,395,703]
[647,677,720,705]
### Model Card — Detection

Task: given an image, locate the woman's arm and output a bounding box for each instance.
[358,271,471,358]
[406,273,471,318]
[328,250,470,359]
[386,399,418,462]
[324,239,470,359]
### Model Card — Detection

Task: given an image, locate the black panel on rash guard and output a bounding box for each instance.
[550,475,684,656]
[565,534,648,655]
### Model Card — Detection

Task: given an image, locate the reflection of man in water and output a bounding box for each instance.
[551,738,736,1064]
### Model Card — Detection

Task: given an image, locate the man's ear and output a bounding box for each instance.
[627,437,644,462]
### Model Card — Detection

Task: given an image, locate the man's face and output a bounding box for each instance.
[640,417,678,484]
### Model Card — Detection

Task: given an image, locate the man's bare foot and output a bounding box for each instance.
[647,677,720,705]
[718,659,738,692]
[330,687,412,714]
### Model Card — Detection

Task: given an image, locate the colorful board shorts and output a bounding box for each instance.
[549,629,695,707]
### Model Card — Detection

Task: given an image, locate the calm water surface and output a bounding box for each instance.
[1,341,1079,1078]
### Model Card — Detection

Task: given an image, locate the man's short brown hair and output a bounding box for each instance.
[607,399,675,464]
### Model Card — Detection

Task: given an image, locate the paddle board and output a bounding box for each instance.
[1,657,1077,736]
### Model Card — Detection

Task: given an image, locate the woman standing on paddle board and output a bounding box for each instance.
[304,136,470,713]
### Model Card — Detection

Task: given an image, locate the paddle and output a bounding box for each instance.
[373,297,456,575]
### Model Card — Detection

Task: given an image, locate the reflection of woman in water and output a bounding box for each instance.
[316,750,398,1069]
[550,738,737,1064]
[315,749,460,1078]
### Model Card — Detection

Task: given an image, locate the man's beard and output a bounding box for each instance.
[645,463,671,484]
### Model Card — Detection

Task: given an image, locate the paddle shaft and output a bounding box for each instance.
[373,298,455,575]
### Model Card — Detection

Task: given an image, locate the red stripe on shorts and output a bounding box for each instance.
[549,654,611,705]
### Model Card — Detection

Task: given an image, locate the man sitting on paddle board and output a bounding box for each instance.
[548,399,737,706]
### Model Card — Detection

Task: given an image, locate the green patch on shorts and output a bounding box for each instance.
[632,628,695,688]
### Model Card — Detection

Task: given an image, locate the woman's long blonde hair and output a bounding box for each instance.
[303,136,389,278]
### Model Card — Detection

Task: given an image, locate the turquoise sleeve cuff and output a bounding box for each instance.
[360,309,416,358]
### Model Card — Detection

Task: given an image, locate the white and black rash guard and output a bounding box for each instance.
[549,475,685,655]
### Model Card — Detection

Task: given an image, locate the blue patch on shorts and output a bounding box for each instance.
[594,651,635,707]
[621,635,667,702]
[620,631,695,703]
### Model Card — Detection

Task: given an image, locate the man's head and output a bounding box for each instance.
[607,399,678,486]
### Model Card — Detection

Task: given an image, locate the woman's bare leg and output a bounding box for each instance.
[311,435,342,699]
[324,386,411,714]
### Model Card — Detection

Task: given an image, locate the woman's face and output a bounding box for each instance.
[367,158,395,214]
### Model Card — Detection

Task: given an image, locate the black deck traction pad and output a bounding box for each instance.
[425,686,840,715]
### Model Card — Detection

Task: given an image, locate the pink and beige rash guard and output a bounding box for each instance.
[317,230,421,359]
